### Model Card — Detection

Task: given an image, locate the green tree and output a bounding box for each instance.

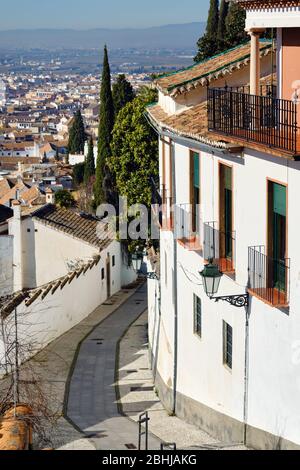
[73,162,85,187]
[68,110,86,155]
[225,3,247,48]
[55,190,75,209]
[112,74,135,116]
[109,93,158,209]
[94,45,115,207]
[194,0,219,62]
[218,0,229,50]
[84,136,96,184]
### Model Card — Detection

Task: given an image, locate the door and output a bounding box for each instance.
[268,182,287,292]
[106,254,111,299]
[220,164,233,263]
[191,151,200,234]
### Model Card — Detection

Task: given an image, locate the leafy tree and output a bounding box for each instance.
[84,136,96,184]
[55,190,75,209]
[73,162,85,187]
[112,74,135,116]
[225,2,247,48]
[68,110,86,155]
[94,45,115,207]
[218,0,229,50]
[109,93,158,209]
[194,0,219,62]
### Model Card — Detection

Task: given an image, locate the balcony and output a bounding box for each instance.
[208,88,300,155]
[203,222,236,275]
[175,203,202,251]
[150,179,173,232]
[248,246,290,307]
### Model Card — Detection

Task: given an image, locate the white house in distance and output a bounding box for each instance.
[0,79,6,107]
[147,0,300,450]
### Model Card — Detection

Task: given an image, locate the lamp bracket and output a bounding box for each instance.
[212,293,249,308]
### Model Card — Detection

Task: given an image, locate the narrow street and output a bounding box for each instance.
[66,284,162,450]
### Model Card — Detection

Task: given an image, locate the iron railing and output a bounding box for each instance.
[150,180,173,230]
[175,203,202,250]
[224,84,277,97]
[248,246,290,307]
[208,88,298,154]
[203,221,236,274]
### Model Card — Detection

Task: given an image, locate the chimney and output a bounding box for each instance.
[45,187,55,205]
[11,200,23,292]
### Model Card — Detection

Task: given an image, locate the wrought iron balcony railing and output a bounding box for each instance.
[203,221,236,274]
[150,180,174,231]
[175,203,202,250]
[208,88,299,154]
[248,246,290,307]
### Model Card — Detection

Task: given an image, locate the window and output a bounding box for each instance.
[193,295,202,338]
[190,151,200,233]
[101,268,105,280]
[112,256,116,267]
[223,321,233,370]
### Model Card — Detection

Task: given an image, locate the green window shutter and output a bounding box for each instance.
[193,152,200,189]
[224,166,232,191]
[273,183,286,217]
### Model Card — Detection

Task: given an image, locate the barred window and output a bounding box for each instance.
[193,295,202,338]
[223,321,233,370]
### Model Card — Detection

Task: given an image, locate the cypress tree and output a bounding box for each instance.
[94,45,115,207]
[84,136,95,184]
[225,3,247,48]
[68,110,86,154]
[194,0,219,62]
[218,0,229,50]
[112,74,135,116]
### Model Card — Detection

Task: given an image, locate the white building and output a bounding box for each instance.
[0,79,6,106]
[0,196,136,376]
[147,0,300,450]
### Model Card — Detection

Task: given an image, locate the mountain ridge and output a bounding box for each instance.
[0,23,205,50]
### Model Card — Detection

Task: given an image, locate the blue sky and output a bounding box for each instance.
[0,0,210,30]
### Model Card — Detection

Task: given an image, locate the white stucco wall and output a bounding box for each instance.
[0,256,115,377]
[0,235,13,296]
[149,133,300,446]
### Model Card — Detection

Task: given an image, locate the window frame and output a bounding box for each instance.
[223,320,233,370]
[193,294,202,338]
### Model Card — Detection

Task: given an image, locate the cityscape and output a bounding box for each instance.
[0,0,299,462]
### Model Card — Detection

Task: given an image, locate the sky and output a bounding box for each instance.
[0,0,210,30]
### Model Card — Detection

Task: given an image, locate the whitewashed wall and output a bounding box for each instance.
[149,135,300,447]
[0,235,13,296]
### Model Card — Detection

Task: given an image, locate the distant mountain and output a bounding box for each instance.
[0,23,205,50]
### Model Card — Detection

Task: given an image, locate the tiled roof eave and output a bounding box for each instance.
[147,109,230,151]
[157,44,273,97]
[32,214,112,250]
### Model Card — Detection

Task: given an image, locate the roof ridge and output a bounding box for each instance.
[155,40,262,83]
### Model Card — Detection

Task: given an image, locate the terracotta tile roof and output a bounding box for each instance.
[0,179,11,199]
[33,204,113,249]
[154,41,273,97]
[0,181,29,206]
[235,0,300,9]
[147,74,282,155]
[147,102,238,151]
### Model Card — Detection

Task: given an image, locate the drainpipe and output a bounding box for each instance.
[243,302,251,445]
[171,140,178,416]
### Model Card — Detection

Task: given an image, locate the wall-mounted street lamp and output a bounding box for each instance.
[200,259,249,308]
[132,249,160,281]
[131,251,143,273]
